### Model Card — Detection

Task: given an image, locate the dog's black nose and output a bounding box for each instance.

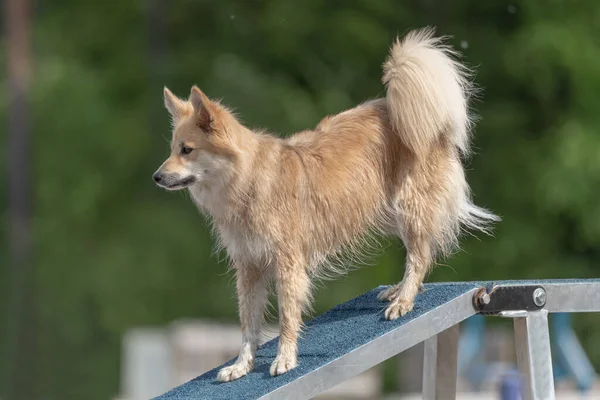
[153,173,163,183]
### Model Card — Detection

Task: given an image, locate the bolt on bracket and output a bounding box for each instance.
[473,284,547,315]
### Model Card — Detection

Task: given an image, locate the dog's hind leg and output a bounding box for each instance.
[217,264,270,382]
[270,253,311,376]
[380,174,442,320]
[380,146,463,320]
[378,280,425,303]
[383,230,433,320]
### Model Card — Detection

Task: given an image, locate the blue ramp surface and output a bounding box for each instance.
[154,282,478,400]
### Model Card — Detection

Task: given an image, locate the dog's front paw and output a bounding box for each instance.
[270,355,298,376]
[217,362,253,382]
[384,298,414,320]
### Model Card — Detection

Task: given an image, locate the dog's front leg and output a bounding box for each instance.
[217,265,269,382]
[270,255,311,376]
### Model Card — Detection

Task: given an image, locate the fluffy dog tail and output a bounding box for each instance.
[383,27,472,158]
[382,28,499,237]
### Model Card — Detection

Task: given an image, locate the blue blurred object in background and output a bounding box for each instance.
[458,315,487,389]
[499,369,523,400]
[552,313,597,392]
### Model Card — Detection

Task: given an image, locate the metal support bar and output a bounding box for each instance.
[513,310,555,400]
[423,324,460,400]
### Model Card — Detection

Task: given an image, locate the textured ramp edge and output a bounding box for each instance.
[477,278,600,285]
[153,282,477,400]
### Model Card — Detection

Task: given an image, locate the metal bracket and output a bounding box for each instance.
[473,284,547,315]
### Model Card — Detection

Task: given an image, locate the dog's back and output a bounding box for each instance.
[230,28,498,275]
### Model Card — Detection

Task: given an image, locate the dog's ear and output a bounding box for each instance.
[190,86,214,131]
[164,87,186,121]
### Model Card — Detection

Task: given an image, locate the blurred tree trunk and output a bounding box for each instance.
[4,0,34,398]
[148,0,167,136]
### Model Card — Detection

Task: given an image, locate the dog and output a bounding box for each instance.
[153,27,499,382]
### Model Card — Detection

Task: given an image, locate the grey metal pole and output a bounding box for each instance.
[513,310,556,400]
[422,324,460,400]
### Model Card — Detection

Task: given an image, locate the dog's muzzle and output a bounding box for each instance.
[152,172,196,189]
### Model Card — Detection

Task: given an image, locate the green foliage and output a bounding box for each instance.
[2,0,600,398]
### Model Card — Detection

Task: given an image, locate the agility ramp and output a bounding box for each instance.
[154,279,600,400]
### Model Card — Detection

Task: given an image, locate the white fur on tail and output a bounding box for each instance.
[383,27,499,237]
[383,27,473,158]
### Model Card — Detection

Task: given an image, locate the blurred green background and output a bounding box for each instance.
[2,0,600,399]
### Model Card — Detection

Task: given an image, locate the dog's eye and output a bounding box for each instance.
[181,146,193,155]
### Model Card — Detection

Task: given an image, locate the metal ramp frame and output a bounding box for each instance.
[458,312,597,392]
[154,279,600,400]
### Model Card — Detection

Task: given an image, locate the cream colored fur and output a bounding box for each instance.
[153,27,499,382]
